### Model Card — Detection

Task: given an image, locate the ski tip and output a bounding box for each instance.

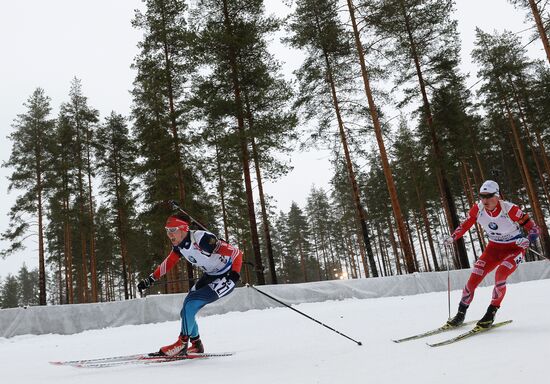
[49,361,62,365]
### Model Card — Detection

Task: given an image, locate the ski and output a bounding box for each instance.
[50,353,145,366]
[50,352,234,368]
[427,320,513,347]
[392,320,476,343]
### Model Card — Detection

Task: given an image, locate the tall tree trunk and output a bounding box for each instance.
[114,156,130,300]
[63,192,74,304]
[459,195,479,260]
[348,199,370,277]
[527,0,550,65]
[77,168,88,303]
[321,50,378,277]
[320,232,330,280]
[374,224,388,276]
[387,216,402,275]
[58,259,63,304]
[414,182,440,271]
[158,3,192,291]
[214,140,230,240]
[298,240,308,282]
[534,130,550,185]
[405,218,419,271]
[85,129,98,302]
[312,236,323,281]
[509,78,550,206]
[399,0,470,268]
[379,224,393,276]
[222,0,265,284]
[502,97,550,253]
[460,160,486,251]
[35,154,46,305]
[414,213,431,272]
[244,94,278,284]
[466,124,486,180]
[347,0,416,273]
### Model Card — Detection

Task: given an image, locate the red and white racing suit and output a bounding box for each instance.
[450,200,540,307]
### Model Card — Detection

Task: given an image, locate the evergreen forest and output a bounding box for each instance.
[1,0,550,307]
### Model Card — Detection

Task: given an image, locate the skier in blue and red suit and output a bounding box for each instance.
[443,180,540,328]
[138,216,242,356]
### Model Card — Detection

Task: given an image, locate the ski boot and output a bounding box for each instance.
[447,302,468,327]
[149,333,188,357]
[188,335,204,353]
[476,304,499,329]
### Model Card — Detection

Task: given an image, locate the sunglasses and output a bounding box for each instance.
[165,226,181,233]
[479,193,496,199]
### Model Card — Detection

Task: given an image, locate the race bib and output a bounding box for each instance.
[208,277,235,298]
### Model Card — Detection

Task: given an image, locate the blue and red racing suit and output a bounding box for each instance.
[152,230,243,337]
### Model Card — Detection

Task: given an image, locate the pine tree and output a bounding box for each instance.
[132,0,211,291]
[240,25,298,285]
[392,119,441,270]
[94,204,118,301]
[346,0,416,272]
[191,0,290,284]
[132,0,193,204]
[473,28,550,255]
[0,275,19,308]
[360,0,470,268]
[306,186,336,280]
[287,0,379,277]
[95,112,138,299]
[509,0,550,65]
[2,88,55,305]
[48,111,79,303]
[330,157,372,277]
[17,264,39,306]
[45,195,68,304]
[285,202,314,282]
[58,78,100,303]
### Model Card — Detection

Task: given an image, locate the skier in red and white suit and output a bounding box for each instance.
[444,180,540,328]
[137,216,242,356]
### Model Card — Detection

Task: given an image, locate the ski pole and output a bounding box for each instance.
[444,243,452,319]
[528,247,546,259]
[247,284,362,346]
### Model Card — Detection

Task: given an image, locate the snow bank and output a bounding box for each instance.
[1,260,549,338]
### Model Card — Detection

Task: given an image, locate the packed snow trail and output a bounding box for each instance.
[1,279,548,384]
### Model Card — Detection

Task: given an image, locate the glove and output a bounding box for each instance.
[527,227,540,244]
[515,237,530,250]
[137,274,156,293]
[442,235,454,246]
[227,270,240,283]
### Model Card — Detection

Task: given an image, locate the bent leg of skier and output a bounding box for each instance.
[447,244,499,326]
[477,247,523,328]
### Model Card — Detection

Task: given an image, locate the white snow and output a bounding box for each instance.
[1,278,548,384]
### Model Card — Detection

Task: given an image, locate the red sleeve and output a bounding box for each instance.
[507,205,524,222]
[152,250,180,280]
[216,241,243,273]
[509,205,540,234]
[231,251,243,273]
[450,205,478,241]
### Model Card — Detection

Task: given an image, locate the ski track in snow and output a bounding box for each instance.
[1,279,548,384]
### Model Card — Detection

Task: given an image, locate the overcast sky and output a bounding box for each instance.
[0,0,545,280]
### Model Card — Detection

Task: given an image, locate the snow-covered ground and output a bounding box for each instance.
[2,279,548,384]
